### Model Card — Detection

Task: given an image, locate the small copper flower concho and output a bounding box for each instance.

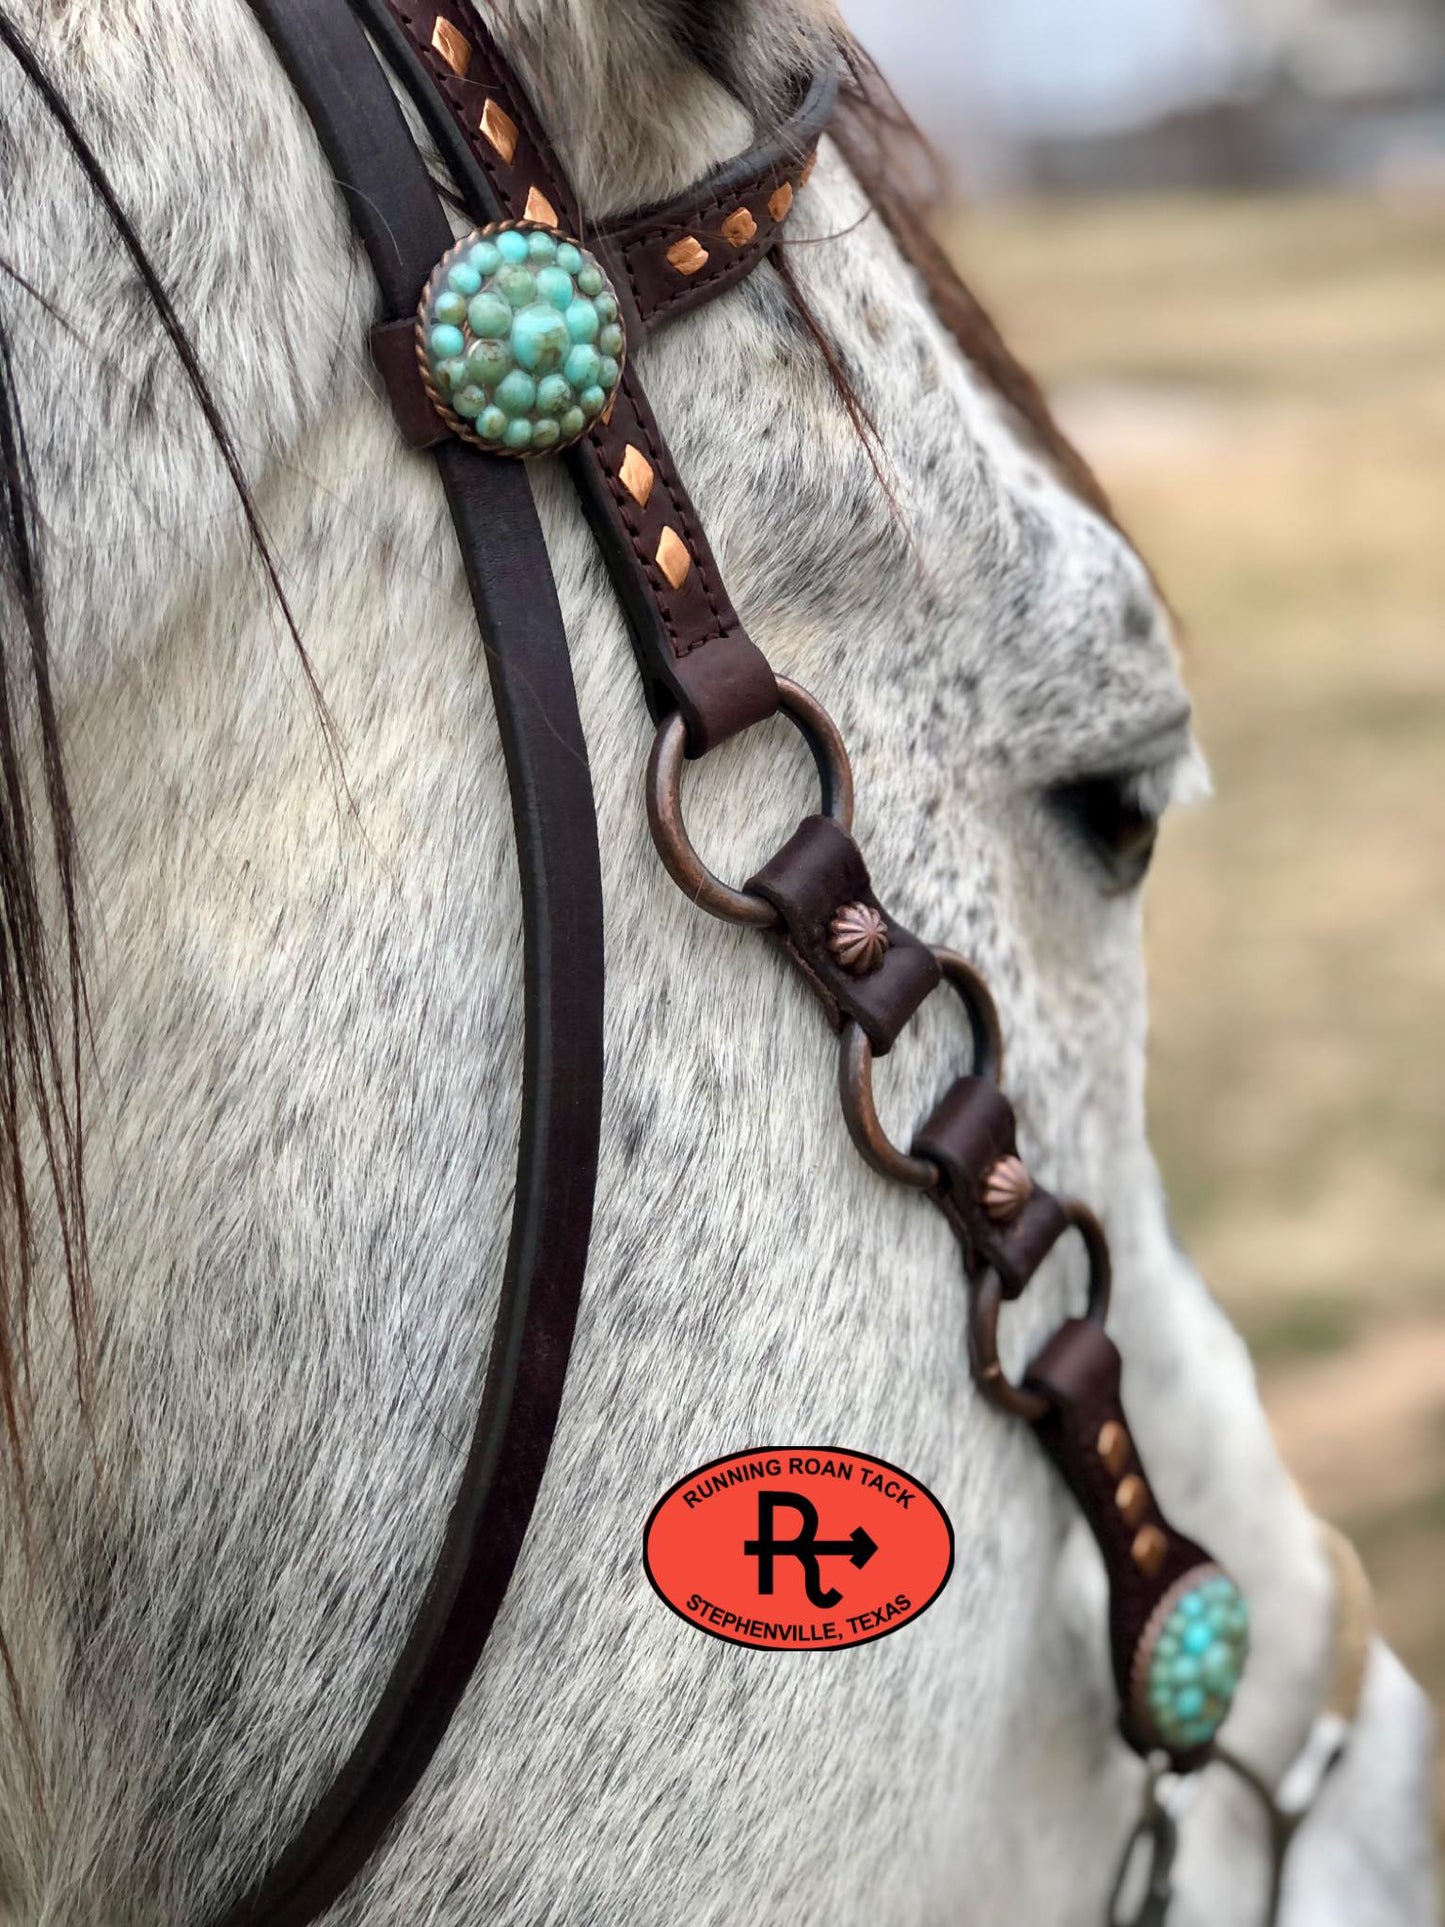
[828,901,889,975]
[982,1155,1033,1224]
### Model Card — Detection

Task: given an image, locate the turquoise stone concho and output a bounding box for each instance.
[417,222,626,456]
[1132,1565,1250,1754]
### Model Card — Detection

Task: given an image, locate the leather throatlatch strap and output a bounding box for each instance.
[598,66,836,329]
[221,3,837,1923]
[352,0,837,754]
[220,3,606,1924]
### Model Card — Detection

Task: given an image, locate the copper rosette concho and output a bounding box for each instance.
[982,1154,1033,1223]
[417,222,626,456]
[827,901,889,975]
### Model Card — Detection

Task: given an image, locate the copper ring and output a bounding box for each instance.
[931,948,1005,1087]
[837,949,1006,1191]
[646,678,854,927]
[838,1025,939,1190]
[968,1201,1113,1422]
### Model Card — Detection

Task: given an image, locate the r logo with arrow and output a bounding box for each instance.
[744,1491,879,1609]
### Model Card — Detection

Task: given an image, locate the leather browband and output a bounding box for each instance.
[599,66,837,332]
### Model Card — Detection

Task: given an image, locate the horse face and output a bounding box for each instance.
[0,5,1433,1924]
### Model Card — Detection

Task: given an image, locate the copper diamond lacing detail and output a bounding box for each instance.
[828,902,889,975]
[982,1155,1033,1224]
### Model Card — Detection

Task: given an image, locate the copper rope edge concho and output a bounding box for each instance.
[397,5,1251,1771]
[417,221,626,455]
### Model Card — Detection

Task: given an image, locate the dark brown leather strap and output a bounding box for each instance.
[222,3,604,1922]
[370,316,449,450]
[387,0,590,233]
[596,66,837,334]
[1025,1321,1218,1767]
[574,356,778,752]
[353,0,834,753]
[745,815,941,1054]
[913,1076,1072,1295]
[372,0,830,339]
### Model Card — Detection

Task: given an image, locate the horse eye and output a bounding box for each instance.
[1047,773,1160,893]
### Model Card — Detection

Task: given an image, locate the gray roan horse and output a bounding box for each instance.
[0,0,1436,1922]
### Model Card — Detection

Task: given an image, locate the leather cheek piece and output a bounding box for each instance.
[368,307,780,750]
[912,1074,1070,1295]
[365,0,807,755]
[369,308,781,749]
[745,814,941,1054]
[570,364,781,752]
[1024,1319,1216,1765]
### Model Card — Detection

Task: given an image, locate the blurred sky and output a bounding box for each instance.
[845,0,1240,161]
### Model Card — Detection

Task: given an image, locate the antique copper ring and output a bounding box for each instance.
[968,1201,1113,1421]
[931,948,1005,1086]
[838,948,1005,1190]
[646,677,854,926]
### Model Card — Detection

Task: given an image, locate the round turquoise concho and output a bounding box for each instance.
[417,222,626,456]
[1132,1565,1250,1756]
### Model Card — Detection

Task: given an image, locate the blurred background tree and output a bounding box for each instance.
[844,0,1445,1824]
[848,0,1445,189]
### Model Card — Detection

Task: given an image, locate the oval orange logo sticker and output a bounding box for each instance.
[644,1447,954,1651]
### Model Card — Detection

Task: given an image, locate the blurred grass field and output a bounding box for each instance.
[943,192,1445,1793]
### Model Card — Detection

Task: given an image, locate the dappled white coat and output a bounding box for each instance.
[0,0,1435,1921]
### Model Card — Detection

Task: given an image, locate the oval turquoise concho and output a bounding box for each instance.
[1130,1564,1250,1754]
[417,221,626,455]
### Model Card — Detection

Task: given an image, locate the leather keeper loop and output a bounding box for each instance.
[912,1075,1069,1295]
[745,816,941,1054]
[657,613,782,756]
[370,317,452,449]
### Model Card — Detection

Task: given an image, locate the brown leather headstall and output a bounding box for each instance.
[363,0,838,755]
[225,2,1250,1923]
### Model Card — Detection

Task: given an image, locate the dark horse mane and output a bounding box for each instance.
[0,4,335,1486]
[0,272,89,1480]
[0,11,1115,1488]
[827,45,1116,529]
